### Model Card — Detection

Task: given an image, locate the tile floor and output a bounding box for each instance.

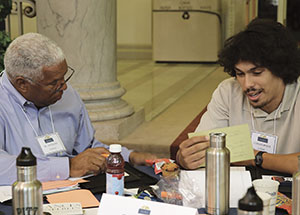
[115,59,230,158]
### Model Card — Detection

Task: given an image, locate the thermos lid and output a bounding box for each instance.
[109,144,122,153]
[16,147,37,166]
[238,186,263,211]
[209,132,226,148]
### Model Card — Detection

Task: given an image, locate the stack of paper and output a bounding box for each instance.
[42,179,85,195]
[0,178,88,202]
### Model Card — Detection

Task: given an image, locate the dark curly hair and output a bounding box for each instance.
[218,18,300,84]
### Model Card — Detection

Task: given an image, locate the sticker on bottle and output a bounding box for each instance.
[106,173,124,196]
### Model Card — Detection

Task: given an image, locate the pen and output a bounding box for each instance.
[101,153,109,158]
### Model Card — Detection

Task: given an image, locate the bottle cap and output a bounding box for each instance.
[238,186,263,211]
[16,147,37,166]
[209,132,226,148]
[109,144,122,153]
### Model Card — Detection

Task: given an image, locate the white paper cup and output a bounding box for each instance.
[256,191,271,215]
[252,179,279,215]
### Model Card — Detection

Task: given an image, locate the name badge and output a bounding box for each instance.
[36,132,66,155]
[251,131,277,154]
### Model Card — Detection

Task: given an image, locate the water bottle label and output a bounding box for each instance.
[15,207,39,215]
[106,173,124,196]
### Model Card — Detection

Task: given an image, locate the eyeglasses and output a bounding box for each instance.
[24,66,75,92]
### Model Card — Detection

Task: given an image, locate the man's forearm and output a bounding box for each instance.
[231,152,299,175]
[261,152,300,175]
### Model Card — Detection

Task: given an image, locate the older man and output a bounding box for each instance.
[177,18,300,174]
[0,33,155,185]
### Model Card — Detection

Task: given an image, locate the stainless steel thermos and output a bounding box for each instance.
[12,147,43,215]
[292,155,300,214]
[205,132,230,215]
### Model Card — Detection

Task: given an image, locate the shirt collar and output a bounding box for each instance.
[280,77,299,112]
[1,71,32,107]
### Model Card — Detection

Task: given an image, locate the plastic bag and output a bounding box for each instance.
[179,171,204,208]
[153,172,204,208]
[153,176,183,205]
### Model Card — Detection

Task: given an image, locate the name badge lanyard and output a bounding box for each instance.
[248,100,282,154]
[20,105,66,155]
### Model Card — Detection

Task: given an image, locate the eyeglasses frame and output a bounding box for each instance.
[23,66,75,92]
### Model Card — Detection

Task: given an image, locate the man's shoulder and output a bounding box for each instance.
[55,84,84,109]
[219,77,239,87]
[62,84,81,100]
[217,77,242,94]
[297,76,300,85]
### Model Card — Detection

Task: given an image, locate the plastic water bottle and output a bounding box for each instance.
[292,155,300,214]
[106,144,125,196]
[12,147,43,215]
[238,186,263,215]
[205,132,230,215]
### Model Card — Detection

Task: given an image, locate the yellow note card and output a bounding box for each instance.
[188,124,254,163]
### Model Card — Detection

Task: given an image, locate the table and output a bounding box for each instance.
[0,165,291,214]
[0,165,158,214]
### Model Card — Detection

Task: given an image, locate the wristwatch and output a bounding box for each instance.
[255,151,266,168]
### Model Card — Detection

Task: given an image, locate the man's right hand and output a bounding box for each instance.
[176,136,209,169]
[69,147,109,177]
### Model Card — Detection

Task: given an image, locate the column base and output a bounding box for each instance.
[93,107,145,141]
[86,99,134,122]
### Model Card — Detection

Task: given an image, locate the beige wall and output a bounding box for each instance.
[7,1,250,49]
[117,0,152,47]
[8,1,152,47]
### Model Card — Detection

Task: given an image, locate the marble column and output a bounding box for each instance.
[36,0,141,140]
[36,0,133,121]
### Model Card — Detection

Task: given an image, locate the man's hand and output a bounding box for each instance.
[69,147,109,177]
[129,151,157,166]
[176,136,209,169]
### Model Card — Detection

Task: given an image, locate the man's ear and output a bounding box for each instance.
[14,76,29,93]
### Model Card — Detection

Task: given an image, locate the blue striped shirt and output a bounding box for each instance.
[0,71,132,185]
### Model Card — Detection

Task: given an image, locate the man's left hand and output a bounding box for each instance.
[129,151,157,166]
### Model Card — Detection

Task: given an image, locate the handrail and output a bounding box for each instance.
[6,0,36,36]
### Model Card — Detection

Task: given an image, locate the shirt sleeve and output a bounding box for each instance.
[0,113,70,185]
[0,150,70,185]
[0,151,18,185]
[73,97,133,162]
[36,156,70,182]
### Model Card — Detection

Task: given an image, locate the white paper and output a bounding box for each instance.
[0,186,12,203]
[179,167,252,208]
[98,193,198,215]
[43,202,83,215]
[42,185,80,195]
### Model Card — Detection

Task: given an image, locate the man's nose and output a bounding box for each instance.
[55,81,67,92]
[244,74,255,89]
